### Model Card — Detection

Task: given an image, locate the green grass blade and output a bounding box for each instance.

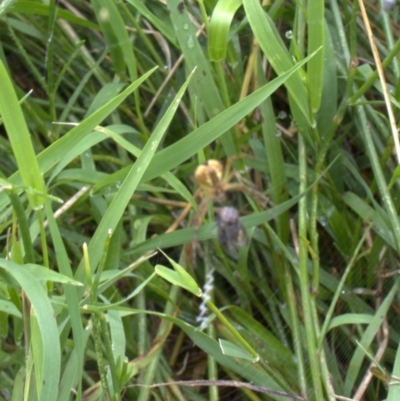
[0,259,61,401]
[256,55,289,242]
[0,60,46,210]
[91,0,137,81]
[307,0,324,113]
[208,0,242,61]
[7,1,99,30]
[45,201,86,394]
[0,0,17,16]
[243,0,313,126]
[166,0,237,156]
[344,277,400,396]
[125,0,175,44]
[388,350,400,400]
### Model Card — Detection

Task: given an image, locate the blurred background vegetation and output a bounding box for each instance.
[1,0,400,400]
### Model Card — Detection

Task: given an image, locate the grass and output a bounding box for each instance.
[0,0,400,400]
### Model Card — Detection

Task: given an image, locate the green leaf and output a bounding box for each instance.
[0,259,61,401]
[243,0,314,125]
[342,192,394,249]
[388,164,400,190]
[0,299,22,318]
[0,59,46,210]
[219,339,258,362]
[208,0,242,61]
[25,264,83,286]
[155,262,201,296]
[307,0,325,112]
[327,314,373,331]
[91,0,137,80]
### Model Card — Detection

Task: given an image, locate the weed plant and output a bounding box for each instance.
[0,0,400,400]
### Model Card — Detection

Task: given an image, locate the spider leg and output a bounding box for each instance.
[224,176,269,208]
[235,174,269,207]
[187,196,209,265]
[222,153,253,183]
[166,187,202,233]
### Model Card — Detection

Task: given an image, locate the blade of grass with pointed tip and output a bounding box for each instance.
[0,59,46,210]
[219,339,258,362]
[155,265,201,296]
[156,250,201,296]
[327,314,373,331]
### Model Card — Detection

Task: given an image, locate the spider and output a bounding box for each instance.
[166,157,265,232]
[166,156,267,261]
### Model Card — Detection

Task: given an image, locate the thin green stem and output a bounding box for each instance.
[309,133,320,296]
[318,225,372,350]
[284,260,308,397]
[215,62,231,108]
[6,19,48,96]
[99,313,120,400]
[137,285,179,401]
[120,2,165,69]
[298,135,324,401]
[45,0,57,120]
[8,191,35,264]
[197,0,210,31]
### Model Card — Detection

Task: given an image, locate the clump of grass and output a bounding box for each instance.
[0,0,399,400]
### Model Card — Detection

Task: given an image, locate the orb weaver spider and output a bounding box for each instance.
[167,156,266,232]
[166,156,267,261]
